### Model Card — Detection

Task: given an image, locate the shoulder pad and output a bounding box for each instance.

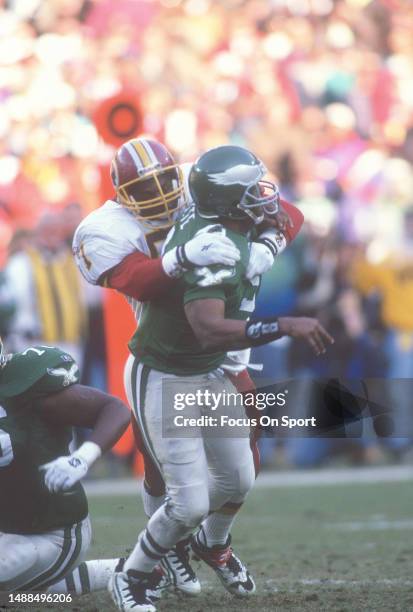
[73,201,151,283]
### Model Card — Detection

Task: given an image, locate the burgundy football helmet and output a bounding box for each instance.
[110,137,186,226]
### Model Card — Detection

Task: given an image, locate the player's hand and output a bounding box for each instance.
[246,241,274,280]
[246,228,287,280]
[278,317,334,356]
[184,232,240,267]
[162,230,241,277]
[39,455,89,493]
[257,204,294,233]
[271,207,294,232]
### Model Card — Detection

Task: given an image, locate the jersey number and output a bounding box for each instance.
[194,266,235,287]
[0,406,13,467]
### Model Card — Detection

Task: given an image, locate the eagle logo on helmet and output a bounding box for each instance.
[47,364,79,386]
[207,164,265,187]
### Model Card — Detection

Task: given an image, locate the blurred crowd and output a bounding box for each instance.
[1,0,413,469]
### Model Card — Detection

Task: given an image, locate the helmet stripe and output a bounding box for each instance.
[125,141,146,173]
[140,139,159,166]
[132,140,152,167]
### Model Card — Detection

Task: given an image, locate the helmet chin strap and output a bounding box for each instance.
[236,204,264,225]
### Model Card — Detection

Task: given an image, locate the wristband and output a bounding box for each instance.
[256,229,287,257]
[161,248,184,278]
[255,229,278,258]
[73,441,102,468]
[245,316,283,346]
[256,237,277,258]
[162,245,195,278]
[175,244,195,270]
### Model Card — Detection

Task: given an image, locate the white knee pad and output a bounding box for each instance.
[214,456,256,507]
[233,456,256,502]
[0,534,38,591]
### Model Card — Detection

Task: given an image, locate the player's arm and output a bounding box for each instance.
[86,233,241,302]
[256,199,304,243]
[39,384,130,451]
[185,298,334,356]
[102,251,175,300]
[246,200,304,280]
[38,385,130,492]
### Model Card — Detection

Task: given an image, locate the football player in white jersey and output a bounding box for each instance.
[73,137,304,597]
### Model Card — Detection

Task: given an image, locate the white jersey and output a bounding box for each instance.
[73,162,193,283]
[73,199,152,284]
[73,163,193,321]
[72,162,252,373]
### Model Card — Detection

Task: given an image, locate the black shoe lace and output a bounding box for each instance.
[172,541,197,581]
[226,551,243,575]
[127,569,163,601]
[125,579,147,603]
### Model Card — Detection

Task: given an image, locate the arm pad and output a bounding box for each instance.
[245,316,283,347]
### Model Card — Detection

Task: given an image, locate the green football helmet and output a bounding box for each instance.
[188,145,279,224]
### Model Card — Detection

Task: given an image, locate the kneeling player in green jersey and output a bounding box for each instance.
[0,338,131,594]
[110,145,334,612]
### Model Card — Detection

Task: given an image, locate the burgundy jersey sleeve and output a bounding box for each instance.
[280,199,304,244]
[103,251,175,302]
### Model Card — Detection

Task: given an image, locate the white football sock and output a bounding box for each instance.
[198,512,237,547]
[47,559,119,594]
[124,505,191,573]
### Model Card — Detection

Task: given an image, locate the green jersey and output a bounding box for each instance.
[0,346,88,534]
[129,208,259,375]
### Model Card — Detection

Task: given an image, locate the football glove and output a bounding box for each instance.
[40,442,101,493]
[162,231,240,278]
[246,229,287,280]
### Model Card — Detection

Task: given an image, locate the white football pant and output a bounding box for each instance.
[0,516,91,591]
[124,356,256,532]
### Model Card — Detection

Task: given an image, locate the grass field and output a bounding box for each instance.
[7,479,413,612]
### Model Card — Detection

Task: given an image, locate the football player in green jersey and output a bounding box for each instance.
[0,338,131,594]
[110,146,334,612]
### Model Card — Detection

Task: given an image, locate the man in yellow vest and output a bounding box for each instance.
[3,211,88,368]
